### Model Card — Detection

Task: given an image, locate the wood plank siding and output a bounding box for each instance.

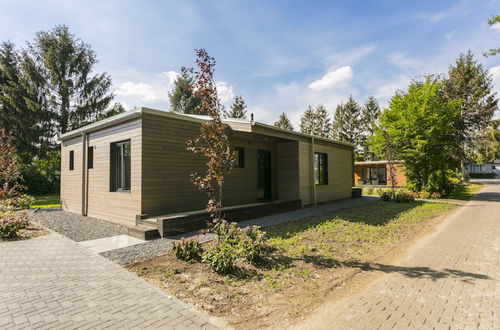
[60,108,354,226]
[61,119,142,225]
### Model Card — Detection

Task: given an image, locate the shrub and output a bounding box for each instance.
[218,221,267,263]
[393,190,415,203]
[425,170,462,197]
[430,192,441,199]
[418,191,431,199]
[3,194,35,210]
[366,187,374,195]
[380,190,394,201]
[202,242,237,274]
[172,237,203,261]
[0,211,29,238]
[375,188,386,196]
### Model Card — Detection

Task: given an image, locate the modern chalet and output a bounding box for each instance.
[59,107,355,238]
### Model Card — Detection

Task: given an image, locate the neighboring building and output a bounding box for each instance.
[465,162,497,175]
[59,107,354,236]
[354,160,407,187]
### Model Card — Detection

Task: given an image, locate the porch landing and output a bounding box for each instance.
[135,199,302,238]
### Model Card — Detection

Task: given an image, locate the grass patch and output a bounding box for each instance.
[130,200,457,329]
[447,183,483,201]
[31,195,60,208]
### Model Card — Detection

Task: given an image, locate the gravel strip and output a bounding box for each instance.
[29,210,128,242]
[100,232,216,266]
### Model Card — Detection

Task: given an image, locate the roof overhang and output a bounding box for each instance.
[59,107,354,149]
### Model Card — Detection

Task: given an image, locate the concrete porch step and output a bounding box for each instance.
[127,224,160,240]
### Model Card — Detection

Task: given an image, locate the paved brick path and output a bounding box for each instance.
[294,180,500,330]
[0,232,217,329]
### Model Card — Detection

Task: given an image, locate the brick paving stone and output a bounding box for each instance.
[0,231,216,329]
[293,179,500,330]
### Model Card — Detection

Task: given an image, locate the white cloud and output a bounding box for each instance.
[491,23,500,31]
[164,70,179,84]
[445,30,456,40]
[216,81,235,102]
[309,66,353,91]
[116,81,160,101]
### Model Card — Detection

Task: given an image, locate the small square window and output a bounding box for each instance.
[88,146,94,169]
[234,147,245,168]
[69,150,74,171]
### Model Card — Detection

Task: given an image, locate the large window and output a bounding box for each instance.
[110,140,131,192]
[69,150,74,171]
[360,166,387,185]
[314,152,328,185]
[234,147,245,168]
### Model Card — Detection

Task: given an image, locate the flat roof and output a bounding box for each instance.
[59,107,354,148]
[355,160,403,165]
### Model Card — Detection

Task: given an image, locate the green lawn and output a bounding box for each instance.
[266,200,456,261]
[31,195,60,208]
[447,183,483,201]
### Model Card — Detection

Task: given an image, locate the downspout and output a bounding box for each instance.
[81,132,87,216]
[311,136,317,206]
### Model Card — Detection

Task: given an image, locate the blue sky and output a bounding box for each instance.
[1,0,500,126]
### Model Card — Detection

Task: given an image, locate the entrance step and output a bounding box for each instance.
[127,224,160,240]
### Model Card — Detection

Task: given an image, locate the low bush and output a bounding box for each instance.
[393,190,415,203]
[425,170,462,197]
[366,187,374,195]
[172,237,203,261]
[1,194,35,210]
[202,242,237,274]
[0,211,29,238]
[380,190,394,201]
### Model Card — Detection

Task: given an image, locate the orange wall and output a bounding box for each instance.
[354,163,407,187]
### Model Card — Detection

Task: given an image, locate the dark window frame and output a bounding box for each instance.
[110,140,131,192]
[234,146,245,168]
[314,152,328,185]
[87,146,94,169]
[69,150,74,171]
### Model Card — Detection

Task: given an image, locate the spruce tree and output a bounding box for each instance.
[360,96,381,160]
[227,95,247,119]
[444,51,498,165]
[0,41,41,162]
[333,95,362,152]
[20,25,113,137]
[274,112,294,130]
[168,71,202,114]
[299,105,331,138]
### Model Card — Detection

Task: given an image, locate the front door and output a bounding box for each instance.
[257,149,271,200]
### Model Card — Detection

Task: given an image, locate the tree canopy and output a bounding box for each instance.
[332,95,362,150]
[299,105,331,138]
[371,77,462,192]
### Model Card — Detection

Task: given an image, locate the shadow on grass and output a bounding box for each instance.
[266,201,425,240]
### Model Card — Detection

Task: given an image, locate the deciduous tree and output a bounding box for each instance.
[372,77,462,192]
[185,49,235,230]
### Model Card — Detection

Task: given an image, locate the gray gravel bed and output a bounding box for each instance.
[100,232,216,266]
[29,210,128,242]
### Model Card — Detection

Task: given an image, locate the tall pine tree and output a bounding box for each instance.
[333,95,362,155]
[168,71,202,114]
[360,96,381,160]
[444,51,498,165]
[0,41,41,162]
[227,95,247,118]
[299,105,332,138]
[20,25,114,137]
[274,112,294,130]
